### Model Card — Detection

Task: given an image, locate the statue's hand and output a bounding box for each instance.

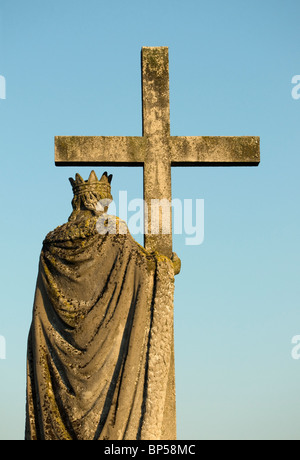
[171,252,181,275]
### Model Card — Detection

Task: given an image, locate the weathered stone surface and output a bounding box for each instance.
[25,172,179,440]
[51,47,260,441]
[55,136,146,165]
[170,136,260,165]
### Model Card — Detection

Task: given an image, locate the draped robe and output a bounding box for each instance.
[25,214,176,440]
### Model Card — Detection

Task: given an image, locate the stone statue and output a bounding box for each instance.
[25,171,180,440]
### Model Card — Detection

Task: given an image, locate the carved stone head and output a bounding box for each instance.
[68,170,113,221]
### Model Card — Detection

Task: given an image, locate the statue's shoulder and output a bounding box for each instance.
[43,216,99,244]
[43,214,130,245]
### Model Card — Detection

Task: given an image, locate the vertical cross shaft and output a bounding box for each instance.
[142,47,173,258]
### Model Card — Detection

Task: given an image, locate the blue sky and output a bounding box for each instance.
[0,0,300,440]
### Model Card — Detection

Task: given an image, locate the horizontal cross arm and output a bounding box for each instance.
[55,136,146,166]
[170,136,260,166]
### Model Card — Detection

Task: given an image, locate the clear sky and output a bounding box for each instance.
[0,0,300,440]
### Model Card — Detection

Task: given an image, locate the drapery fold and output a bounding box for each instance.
[25,216,175,440]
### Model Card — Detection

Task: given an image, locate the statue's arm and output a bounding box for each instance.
[171,252,181,276]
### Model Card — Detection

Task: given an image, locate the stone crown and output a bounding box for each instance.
[69,170,113,197]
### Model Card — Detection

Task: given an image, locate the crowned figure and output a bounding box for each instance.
[25,171,180,441]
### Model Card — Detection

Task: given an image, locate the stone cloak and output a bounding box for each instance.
[25,215,175,440]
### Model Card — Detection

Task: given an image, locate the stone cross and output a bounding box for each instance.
[54,47,260,439]
[55,46,260,259]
